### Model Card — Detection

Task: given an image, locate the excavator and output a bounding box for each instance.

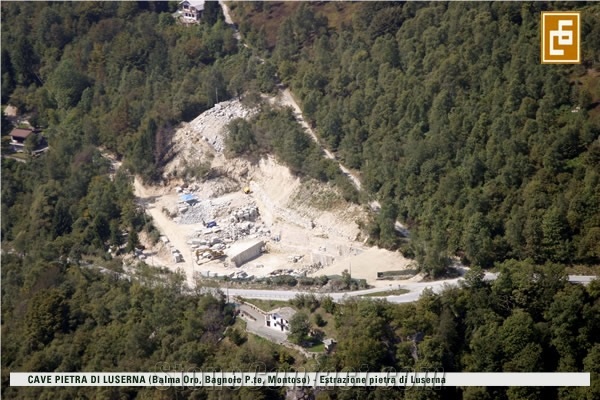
[196,248,225,260]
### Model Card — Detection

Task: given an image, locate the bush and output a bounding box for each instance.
[314,313,326,327]
[144,221,161,245]
[321,295,336,314]
[271,275,297,287]
[224,118,257,156]
[227,328,246,346]
[291,293,320,311]
[298,277,316,286]
[315,275,329,286]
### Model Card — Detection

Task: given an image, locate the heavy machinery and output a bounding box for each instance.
[195,248,225,261]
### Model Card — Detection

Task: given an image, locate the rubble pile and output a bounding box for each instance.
[267,262,324,278]
[188,220,271,248]
[187,100,256,153]
[230,205,259,222]
[173,200,272,264]
[227,270,254,279]
[176,199,231,225]
[299,263,324,275]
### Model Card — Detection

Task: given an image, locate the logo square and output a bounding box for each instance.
[541,12,581,64]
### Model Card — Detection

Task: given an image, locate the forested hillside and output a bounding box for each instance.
[0,0,255,256]
[1,2,599,399]
[1,1,247,181]
[236,1,600,275]
[1,256,242,399]
[317,261,600,400]
[0,2,288,398]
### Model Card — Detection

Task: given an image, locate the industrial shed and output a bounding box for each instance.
[227,240,264,267]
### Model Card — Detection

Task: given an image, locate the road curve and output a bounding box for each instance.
[219,274,596,304]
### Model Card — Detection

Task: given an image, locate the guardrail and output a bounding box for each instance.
[233,296,268,316]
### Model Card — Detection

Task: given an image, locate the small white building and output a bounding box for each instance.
[265,307,296,333]
[178,0,204,22]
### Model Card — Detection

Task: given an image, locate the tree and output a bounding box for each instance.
[544,285,587,371]
[580,344,600,400]
[25,288,69,351]
[24,133,40,155]
[289,311,310,345]
[125,229,139,253]
[463,265,485,289]
[314,313,326,327]
[274,19,297,63]
[1,48,16,103]
[256,61,277,93]
[341,269,352,289]
[321,295,336,314]
[542,206,571,263]
[202,0,223,26]
[225,118,257,156]
[499,309,543,371]
[227,328,246,346]
[10,37,38,86]
[47,60,90,109]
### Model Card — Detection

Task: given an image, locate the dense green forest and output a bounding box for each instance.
[225,107,359,202]
[315,261,600,400]
[0,0,251,254]
[3,255,599,399]
[235,1,600,275]
[1,2,599,399]
[1,0,244,181]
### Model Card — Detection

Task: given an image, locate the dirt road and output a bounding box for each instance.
[219,0,234,24]
[133,178,198,284]
[218,1,362,192]
[277,89,363,191]
[218,1,241,40]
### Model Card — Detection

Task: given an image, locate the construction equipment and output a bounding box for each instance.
[243,187,251,194]
[195,249,225,260]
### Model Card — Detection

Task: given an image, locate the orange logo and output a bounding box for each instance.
[541,12,581,64]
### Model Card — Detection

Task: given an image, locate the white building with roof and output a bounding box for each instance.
[265,307,296,333]
[178,0,204,22]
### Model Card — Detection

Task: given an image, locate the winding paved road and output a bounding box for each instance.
[220,274,596,304]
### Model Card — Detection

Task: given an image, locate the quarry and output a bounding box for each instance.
[133,98,415,287]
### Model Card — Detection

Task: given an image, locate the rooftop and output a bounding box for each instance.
[10,128,34,139]
[269,307,296,321]
[180,0,205,11]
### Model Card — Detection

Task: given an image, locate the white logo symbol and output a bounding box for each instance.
[549,20,573,56]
